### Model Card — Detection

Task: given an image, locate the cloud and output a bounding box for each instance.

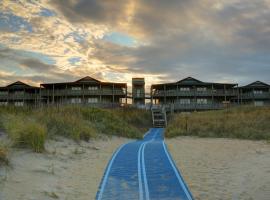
[0,0,270,89]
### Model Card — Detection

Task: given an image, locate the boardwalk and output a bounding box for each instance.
[96,128,194,200]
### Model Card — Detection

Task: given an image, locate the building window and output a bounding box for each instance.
[0,91,8,95]
[253,90,263,94]
[71,87,81,90]
[254,101,264,106]
[197,87,207,92]
[180,87,190,92]
[88,98,98,103]
[0,102,8,106]
[15,102,24,107]
[179,99,191,104]
[71,98,81,104]
[14,91,24,95]
[197,98,207,104]
[88,86,98,90]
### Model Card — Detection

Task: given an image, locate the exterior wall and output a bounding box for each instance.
[239,87,270,106]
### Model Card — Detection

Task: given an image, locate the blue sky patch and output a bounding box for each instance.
[38,8,56,17]
[68,57,81,65]
[103,32,137,47]
[0,12,33,32]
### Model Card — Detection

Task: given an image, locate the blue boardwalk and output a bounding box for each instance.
[96,128,194,200]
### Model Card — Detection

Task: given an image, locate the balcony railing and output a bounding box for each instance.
[0,93,38,100]
[158,103,225,111]
[41,89,126,96]
[241,92,270,99]
[153,89,238,97]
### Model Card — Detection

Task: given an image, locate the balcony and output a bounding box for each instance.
[41,89,126,96]
[153,89,237,97]
[241,92,270,99]
[0,93,38,100]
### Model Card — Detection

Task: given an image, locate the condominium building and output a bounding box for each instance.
[0,81,40,107]
[151,77,238,111]
[40,76,127,107]
[239,81,270,106]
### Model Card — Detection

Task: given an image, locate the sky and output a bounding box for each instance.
[0,0,270,90]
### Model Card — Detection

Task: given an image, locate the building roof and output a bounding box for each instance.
[151,77,237,88]
[240,81,270,88]
[0,81,39,90]
[41,76,127,87]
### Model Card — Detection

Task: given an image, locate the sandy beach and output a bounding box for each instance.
[167,137,270,200]
[0,136,130,200]
[1,136,270,200]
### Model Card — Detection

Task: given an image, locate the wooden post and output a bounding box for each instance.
[164,85,166,105]
[112,84,115,107]
[65,84,67,105]
[211,84,214,106]
[224,85,227,101]
[82,84,85,105]
[99,84,102,104]
[125,85,128,105]
[150,86,153,106]
[52,84,55,105]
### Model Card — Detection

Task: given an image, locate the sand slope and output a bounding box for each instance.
[0,136,130,200]
[167,137,270,200]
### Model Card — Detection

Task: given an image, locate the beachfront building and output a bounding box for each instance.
[0,81,40,107]
[238,81,270,106]
[150,77,238,111]
[132,78,145,105]
[40,76,127,107]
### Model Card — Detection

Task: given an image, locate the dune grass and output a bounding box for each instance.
[166,106,270,140]
[0,106,151,152]
[0,142,8,165]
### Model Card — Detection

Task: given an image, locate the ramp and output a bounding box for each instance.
[96,128,193,200]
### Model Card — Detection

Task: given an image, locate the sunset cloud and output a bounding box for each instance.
[0,0,269,90]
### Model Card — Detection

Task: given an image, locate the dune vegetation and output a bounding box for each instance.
[0,142,8,166]
[0,106,151,153]
[166,106,270,140]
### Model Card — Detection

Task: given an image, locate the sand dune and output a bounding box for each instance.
[167,137,270,200]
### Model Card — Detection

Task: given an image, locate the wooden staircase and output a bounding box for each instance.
[151,106,167,128]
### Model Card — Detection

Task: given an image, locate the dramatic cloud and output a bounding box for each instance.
[0,0,269,90]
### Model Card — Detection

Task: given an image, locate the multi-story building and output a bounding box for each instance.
[0,81,40,107]
[151,77,238,111]
[239,81,270,106]
[40,76,127,107]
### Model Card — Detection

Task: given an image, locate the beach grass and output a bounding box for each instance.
[0,142,8,165]
[0,106,151,152]
[166,106,270,140]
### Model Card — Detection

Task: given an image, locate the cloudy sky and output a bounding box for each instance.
[0,0,270,89]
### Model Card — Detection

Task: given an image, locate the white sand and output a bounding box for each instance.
[167,137,270,200]
[0,136,130,200]
[1,136,269,200]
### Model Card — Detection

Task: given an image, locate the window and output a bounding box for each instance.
[197,87,207,92]
[88,86,98,90]
[0,102,8,106]
[14,102,24,107]
[71,98,81,104]
[197,98,207,104]
[253,90,263,94]
[88,98,98,103]
[179,99,191,104]
[180,87,190,92]
[254,101,264,106]
[71,87,81,90]
[14,91,24,95]
[0,91,8,95]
